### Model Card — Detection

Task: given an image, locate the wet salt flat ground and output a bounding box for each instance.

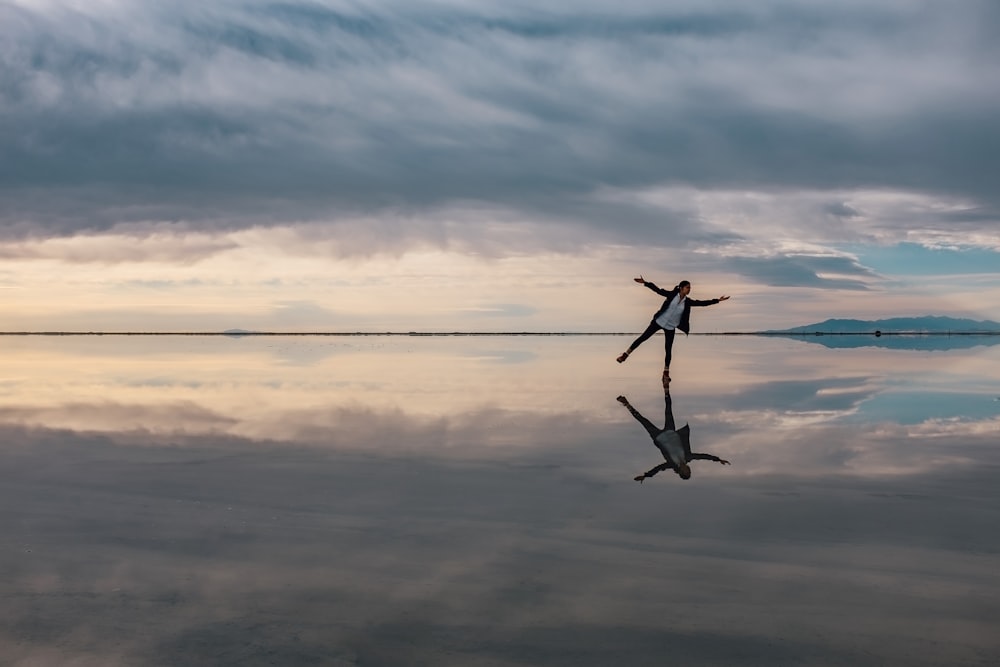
[1,334,999,666]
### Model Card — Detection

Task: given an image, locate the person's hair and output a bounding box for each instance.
[677,466,691,480]
[678,280,691,290]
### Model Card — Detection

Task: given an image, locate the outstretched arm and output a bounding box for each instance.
[689,453,730,465]
[634,462,671,482]
[689,295,730,307]
[634,275,671,298]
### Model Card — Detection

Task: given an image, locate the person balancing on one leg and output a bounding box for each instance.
[616,390,730,481]
[616,276,730,384]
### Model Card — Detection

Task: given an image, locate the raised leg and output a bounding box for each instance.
[618,321,662,362]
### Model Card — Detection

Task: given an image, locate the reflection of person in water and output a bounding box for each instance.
[617,389,730,481]
[616,276,729,384]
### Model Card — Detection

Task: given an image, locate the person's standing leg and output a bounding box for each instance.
[662,328,676,383]
[661,384,675,431]
[618,321,661,362]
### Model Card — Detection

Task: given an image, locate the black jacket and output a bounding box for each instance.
[644,281,719,334]
[640,424,728,480]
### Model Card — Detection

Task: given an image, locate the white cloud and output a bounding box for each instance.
[2,0,999,329]
[3,1,998,244]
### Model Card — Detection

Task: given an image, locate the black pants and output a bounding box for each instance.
[626,323,677,368]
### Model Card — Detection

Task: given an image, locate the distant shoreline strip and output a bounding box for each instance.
[1,331,998,337]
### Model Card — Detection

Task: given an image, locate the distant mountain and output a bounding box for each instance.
[222,328,256,337]
[782,334,1000,351]
[766,316,1000,334]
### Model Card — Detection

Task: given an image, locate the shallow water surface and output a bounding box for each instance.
[2,335,998,666]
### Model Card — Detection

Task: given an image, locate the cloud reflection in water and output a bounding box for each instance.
[1,335,998,665]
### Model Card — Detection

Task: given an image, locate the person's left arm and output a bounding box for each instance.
[689,453,730,465]
[688,295,730,307]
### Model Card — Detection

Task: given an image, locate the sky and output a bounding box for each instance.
[2,0,999,332]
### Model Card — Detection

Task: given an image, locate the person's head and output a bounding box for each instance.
[676,462,691,479]
[677,280,691,297]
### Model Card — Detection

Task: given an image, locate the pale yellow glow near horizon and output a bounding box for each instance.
[1,228,997,332]
[2,335,997,481]
[0,233,706,331]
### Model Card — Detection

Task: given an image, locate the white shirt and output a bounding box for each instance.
[654,294,686,330]
[654,430,686,466]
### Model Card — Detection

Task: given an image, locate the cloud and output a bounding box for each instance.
[0,400,237,435]
[5,413,998,666]
[726,253,879,289]
[0,228,236,263]
[1,0,998,271]
[713,376,879,414]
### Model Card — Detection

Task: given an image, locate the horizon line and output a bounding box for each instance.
[1,331,998,337]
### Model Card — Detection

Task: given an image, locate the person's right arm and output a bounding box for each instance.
[634,276,670,297]
[634,462,671,482]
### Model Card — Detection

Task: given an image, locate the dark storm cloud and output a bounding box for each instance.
[2,0,999,260]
